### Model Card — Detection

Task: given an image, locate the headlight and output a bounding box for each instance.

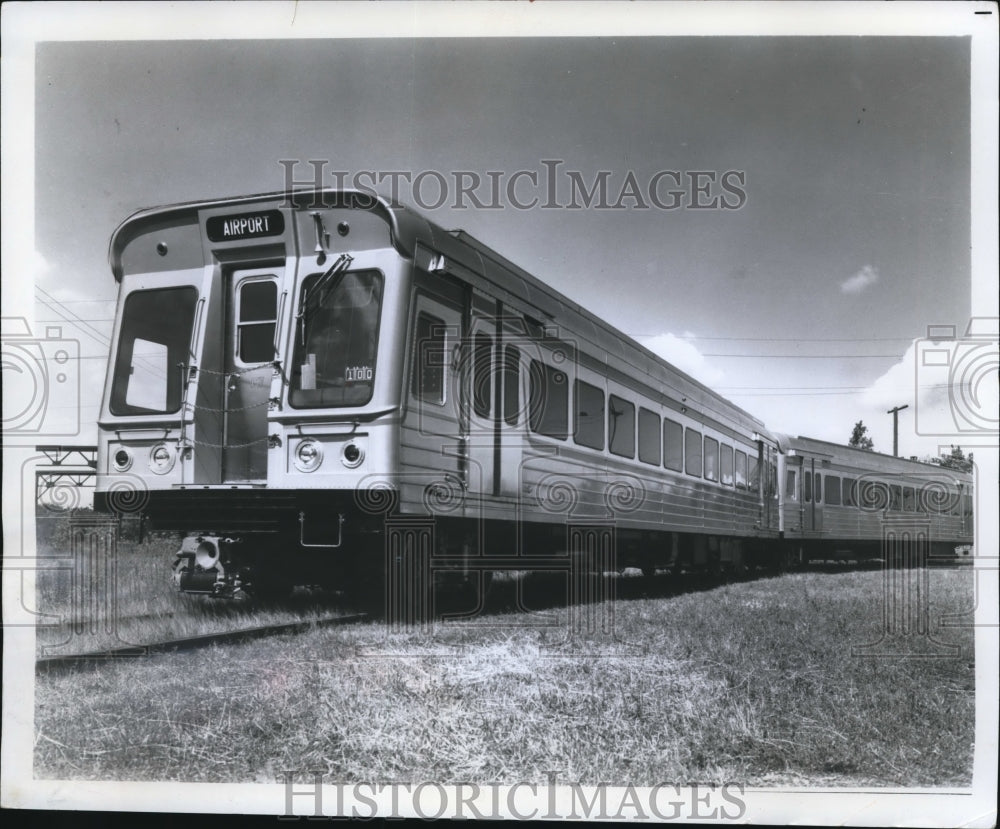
[294,439,324,472]
[112,448,133,471]
[341,442,365,468]
[149,443,176,474]
[195,540,219,570]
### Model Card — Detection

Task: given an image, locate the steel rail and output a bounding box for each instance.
[35,612,367,674]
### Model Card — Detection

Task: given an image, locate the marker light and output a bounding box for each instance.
[113,448,133,471]
[341,442,364,468]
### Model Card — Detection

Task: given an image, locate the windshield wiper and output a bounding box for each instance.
[296,253,354,345]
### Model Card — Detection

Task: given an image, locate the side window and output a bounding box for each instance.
[473,332,493,418]
[574,379,605,450]
[685,428,703,477]
[952,489,963,516]
[704,437,719,482]
[663,418,684,472]
[412,312,446,404]
[528,359,568,439]
[237,280,277,364]
[890,484,902,512]
[785,469,797,501]
[608,395,636,458]
[826,475,841,505]
[720,444,734,486]
[503,345,520,426]
[735,450,747,488]
[843,477,856,507]
[747,452,760,490]
[638,408,661,465]
[858,479,886,512]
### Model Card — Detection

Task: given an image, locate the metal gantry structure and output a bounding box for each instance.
[35,445,98,504]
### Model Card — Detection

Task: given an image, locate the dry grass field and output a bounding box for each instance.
[32,514,354,657]
[32,522,975,788]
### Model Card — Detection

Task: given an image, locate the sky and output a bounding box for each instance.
[8,7,996,464]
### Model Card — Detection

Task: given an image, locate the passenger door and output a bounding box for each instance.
[406,294,464,482]
[780,458,802,534]
[496,317,528,498]
[223,269,280,482]
[464,309,530,500]
[465,314,497,498]
[803,457,824,533]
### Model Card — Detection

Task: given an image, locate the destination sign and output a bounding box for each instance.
[206,210,285,242]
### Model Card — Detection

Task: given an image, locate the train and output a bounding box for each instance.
[93,187,974,602]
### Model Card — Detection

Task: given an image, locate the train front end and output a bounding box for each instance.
[95,190,412,597]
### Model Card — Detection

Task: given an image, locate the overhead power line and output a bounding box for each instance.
[35,318,115,324]
[700,353,901,359]
[35,287,111,347]
[35,298,116,305]
[634,334,916,343]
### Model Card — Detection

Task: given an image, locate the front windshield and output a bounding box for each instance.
[289,270,383,408]
[109,286,198,415]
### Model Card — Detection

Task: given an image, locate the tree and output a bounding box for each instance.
[848,420,874,451]
[938,445,974,473]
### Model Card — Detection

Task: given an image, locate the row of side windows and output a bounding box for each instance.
[528,359,762,488]
[802,471,970,515]
[409,321,768,491]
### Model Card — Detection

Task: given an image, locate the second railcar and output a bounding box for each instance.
[777,436,974,563]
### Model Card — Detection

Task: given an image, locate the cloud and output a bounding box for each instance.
[840,264,879,294]
[856,338,989,458]
[35,250,53,278]
[636,331,725,387]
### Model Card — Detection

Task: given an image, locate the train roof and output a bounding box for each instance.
[439,226,774,438]
[779,434,974,480]
[110,187,775,440]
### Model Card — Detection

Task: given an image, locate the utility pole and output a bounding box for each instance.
[886,404,909,457]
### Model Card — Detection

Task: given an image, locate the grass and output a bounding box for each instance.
[33,513,356,657]
[34,566,975,787]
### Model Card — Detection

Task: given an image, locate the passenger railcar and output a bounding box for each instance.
[777,436,973,563]
[93,188,972,599]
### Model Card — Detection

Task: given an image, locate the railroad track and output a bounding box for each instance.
[36,557,970,674]
[35,612,367,674]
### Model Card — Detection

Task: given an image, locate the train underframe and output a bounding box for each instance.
[96,489,803,601]
[95,489,964,603]
[790,538,967,567]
